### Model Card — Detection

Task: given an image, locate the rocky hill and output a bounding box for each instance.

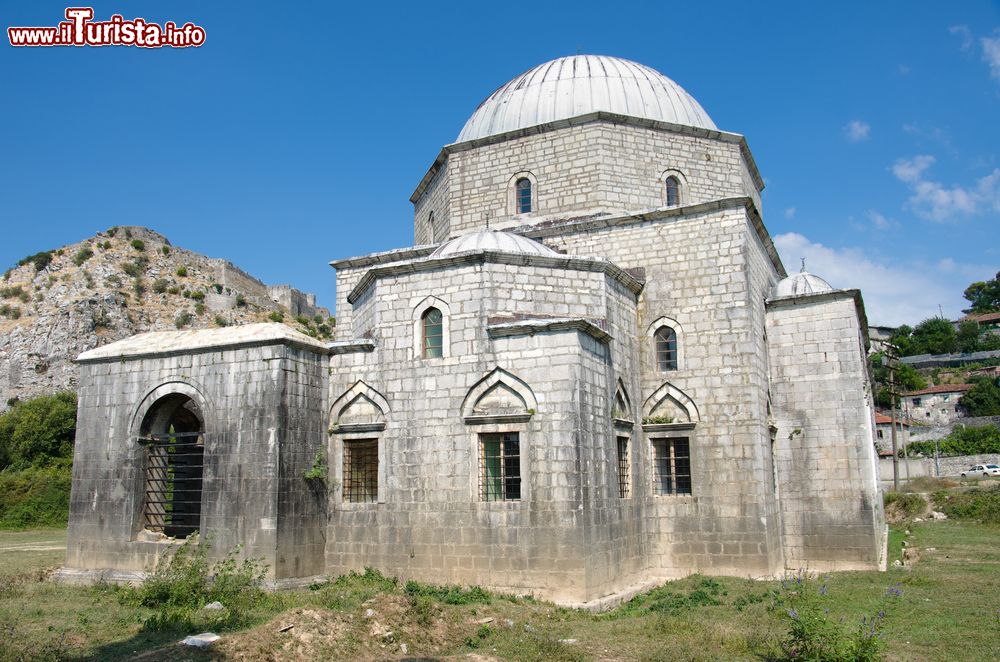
[0,226,333,411]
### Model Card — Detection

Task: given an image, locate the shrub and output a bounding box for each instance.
[883,492,926,519]
[303,450,327,482]
[176,266,188,277]
[167,286,180,295]
[904,424,1000,457]
[152,278,169,294]
[106,227,118,237]
[189,290,205,302]
[130,239,145,251]
[296,315,311,326]
[214,315,228,327]
[174,312,193,329]
[0,392,77,471]
[128,535,269,630]
[0,286,28,303]
[235,294,246,307]
[82,271,94,288]
[161,246,170,255]
[121,261,143,277]
[0,462,72,529]
[268,311,284,323]
[770,573,901,661]
[132,278,145,297]
[932,483,1000,523]
[194,303,205,315]
[72,248,94,266]
[614,575,723,615]
[17,251,53,272]
[102,240,113,250]
[211,283,223,294]
[0,304,22,320]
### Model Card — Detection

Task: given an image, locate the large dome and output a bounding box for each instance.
[431,229,558,258]
[457,55,716,142]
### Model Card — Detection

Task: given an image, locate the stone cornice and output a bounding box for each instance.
[410,111,765,202]
[326,339,376,355]
[77,337,329,364]
[346,251,645,305]
[330,245,435,271]
[486,317,613,344]
[516,197,787,280]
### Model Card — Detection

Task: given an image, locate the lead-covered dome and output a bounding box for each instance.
[772,271,835,299]
[431,229,558,258]
[457,55,716,142]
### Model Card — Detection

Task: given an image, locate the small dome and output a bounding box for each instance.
[431,229,559,258]
[458,55,716,142]
[772,271,835,299]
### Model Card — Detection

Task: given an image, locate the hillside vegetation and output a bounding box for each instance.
[0,226,333,410]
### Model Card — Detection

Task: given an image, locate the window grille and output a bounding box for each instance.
[652,437,691,495]
[616,436,630,498]
[343,439,378,503]
[654,327,678,371]
[139,431,204,538]
[665,176,680,207]
[422,307,443,358]
[480,432,520,501]
[515,178,532,214]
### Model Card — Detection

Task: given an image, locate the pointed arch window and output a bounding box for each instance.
[665,176,680,207]
[515,178,532,214]
[654,326,678,371]
[422,307,443,358]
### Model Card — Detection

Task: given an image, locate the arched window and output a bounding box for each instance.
[665,176,680,207]
[515,178,532,214]
[422,307,443,358]
[138,394,205,539]
[654,326,678,371]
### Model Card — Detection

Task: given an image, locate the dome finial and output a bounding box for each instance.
[485,212,491,231]
[800,257,806,273]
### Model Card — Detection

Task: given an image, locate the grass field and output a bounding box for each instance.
[0,520,998,661]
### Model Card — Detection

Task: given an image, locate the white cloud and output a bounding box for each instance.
[867,210,897,230]
[950,24,973,51]
[784,207,796,219]
[844,120,871,142]
[773,232,992,326]
[891,155,1000,221]
[982,29,1000,80]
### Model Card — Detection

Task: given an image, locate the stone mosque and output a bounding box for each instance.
[59,55,886,606]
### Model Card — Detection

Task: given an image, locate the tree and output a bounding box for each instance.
[0,392,77,471]
[963,271,1000,314]
[869,352,926,409]
[956,320,982,354]
[959,377,1000,417]
[909,317,958,355]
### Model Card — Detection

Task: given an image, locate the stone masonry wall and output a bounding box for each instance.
[327,257,641,603]
[413,121,761,238]
[539,205,782,577]
[66,341,327,580]
[766,295,884,571]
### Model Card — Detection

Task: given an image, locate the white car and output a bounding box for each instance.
[960,464,1000,478]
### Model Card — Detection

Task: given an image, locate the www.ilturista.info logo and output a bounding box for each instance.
[8,7,206,48]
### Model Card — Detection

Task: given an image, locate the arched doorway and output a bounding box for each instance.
[137,394,205,539]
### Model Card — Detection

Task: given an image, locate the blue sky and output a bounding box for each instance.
[3,1,999,326]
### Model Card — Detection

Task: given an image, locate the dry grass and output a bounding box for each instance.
[1,515,999,660]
